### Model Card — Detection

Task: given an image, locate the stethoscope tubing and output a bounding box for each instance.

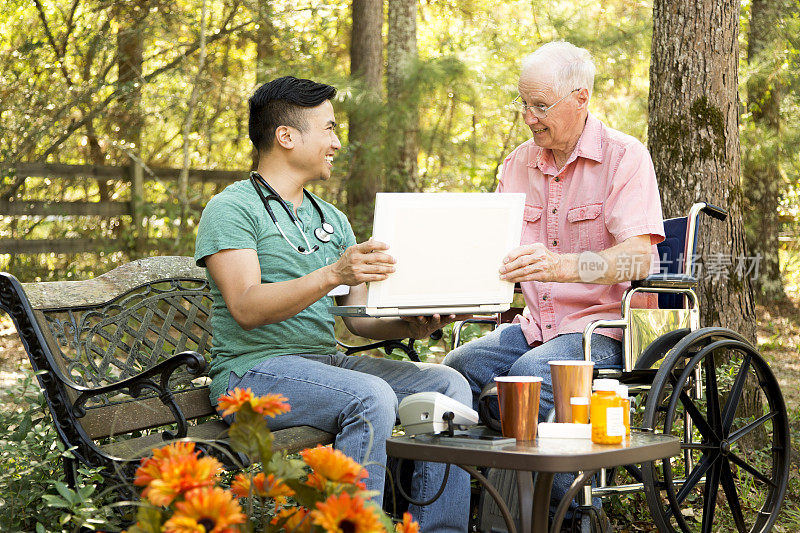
[249,171,334,254]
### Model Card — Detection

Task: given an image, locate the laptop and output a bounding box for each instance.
[329,192,525,317]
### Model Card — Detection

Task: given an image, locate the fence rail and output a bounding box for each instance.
[6,162,245,184]
[1,162,244,256]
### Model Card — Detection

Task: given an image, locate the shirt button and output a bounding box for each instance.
[554,177,560,182]
[552,208,557,214]
[552,240,558,246]
[546,324,552,329]
[542,295,548,301]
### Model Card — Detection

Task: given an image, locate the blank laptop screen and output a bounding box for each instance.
[366,193,525,308]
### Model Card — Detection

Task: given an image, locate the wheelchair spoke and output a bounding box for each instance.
[728,451,777,487]
[671,453,715,509]
[704,353,722,433]
[727,411,778,445]
[701,457,722,533]
[721,354,751,436]
[720,458,748,533]
[678,390,718,441]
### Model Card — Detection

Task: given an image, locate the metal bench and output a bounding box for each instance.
[0,256,340,488]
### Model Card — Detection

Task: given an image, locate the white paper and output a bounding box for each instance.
[327,284,350,297]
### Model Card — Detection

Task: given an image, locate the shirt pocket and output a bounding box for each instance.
[522,204,543,244]
[567,203,603,251]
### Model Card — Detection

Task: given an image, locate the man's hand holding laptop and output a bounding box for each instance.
[331,238,467,340]
[328,238,396,285]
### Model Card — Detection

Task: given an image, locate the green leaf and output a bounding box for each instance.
[366,500,396,531]
[78,484,96,499]
[10,413,32,441]
[42,495,71,509]
[266,454,306,480]
[227,404,274,462]
[284,478,325,509]
[53,481,78,505]
[134,505,164,533]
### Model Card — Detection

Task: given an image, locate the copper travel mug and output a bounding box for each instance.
[495,376,543,440]
[549,360,594,423]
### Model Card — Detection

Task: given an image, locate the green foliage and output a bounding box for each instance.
[0,371,120,532]
[1,0,661,279]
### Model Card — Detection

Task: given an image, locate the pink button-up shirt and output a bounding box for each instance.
[498,113,665,345]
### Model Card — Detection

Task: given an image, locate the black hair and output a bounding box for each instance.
[248,76,337,154]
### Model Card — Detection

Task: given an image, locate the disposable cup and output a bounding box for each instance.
[549,360,595,423]
[495,376,543,440]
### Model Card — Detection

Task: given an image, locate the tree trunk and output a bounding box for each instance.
[648,0,756,343]
[252,1,276,170]
[386,0,418,192]
[347,0,383,238]
[115,2,146,255]
[743,0,788,302]
[178,0,208,244]
[255,1,276,85]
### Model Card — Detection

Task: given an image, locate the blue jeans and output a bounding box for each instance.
[443,325,622,510]
[227,353,471,533]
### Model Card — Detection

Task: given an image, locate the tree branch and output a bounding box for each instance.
[32,0,74,86]
[1,6,252,200]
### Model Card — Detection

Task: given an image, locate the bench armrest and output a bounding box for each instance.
[338,338,422,361]
[72,350,207,439]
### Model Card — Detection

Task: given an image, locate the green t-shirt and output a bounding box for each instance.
[194,179,357,405]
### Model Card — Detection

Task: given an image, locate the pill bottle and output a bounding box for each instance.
[616,384,631,436]
[590,379,624,444]
[570,396,590,424]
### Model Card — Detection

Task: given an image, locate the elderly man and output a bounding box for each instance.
[443,41,665,517]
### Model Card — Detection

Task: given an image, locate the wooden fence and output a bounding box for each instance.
[0,162,243,255]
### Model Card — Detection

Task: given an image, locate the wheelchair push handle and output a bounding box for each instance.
[700,202,727,221]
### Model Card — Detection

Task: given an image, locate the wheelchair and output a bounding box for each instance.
[453,202,790,533]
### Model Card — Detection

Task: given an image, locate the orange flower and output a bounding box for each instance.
[395,512,419,533]
[134,441,198,487]
[272,507,313,533]
[231,472,294,501]
[162,487,245,533]
[134,442,223,506]
[305,471,327,491]
[313,492,384,533]
[218,388,290,418]
[300,446,368,485]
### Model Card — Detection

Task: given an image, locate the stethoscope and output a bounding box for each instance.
[250,171,334,254]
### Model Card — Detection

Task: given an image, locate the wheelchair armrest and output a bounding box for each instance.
[630,274,698,290]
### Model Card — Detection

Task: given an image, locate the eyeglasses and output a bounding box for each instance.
[511,88,579,118]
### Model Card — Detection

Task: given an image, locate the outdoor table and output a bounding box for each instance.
[386,431,680,533]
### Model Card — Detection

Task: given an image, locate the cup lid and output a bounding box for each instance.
[548,360,595,366]
[495,376,543,382]
[616,384,629,398]
[570,396,590,405]
[593,378,620,391]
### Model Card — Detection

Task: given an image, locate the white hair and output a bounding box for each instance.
[521,41,596,98]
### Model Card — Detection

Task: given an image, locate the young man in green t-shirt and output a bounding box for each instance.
[195,76,470,532]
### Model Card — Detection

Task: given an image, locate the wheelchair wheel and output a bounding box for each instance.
[641,327,790,533]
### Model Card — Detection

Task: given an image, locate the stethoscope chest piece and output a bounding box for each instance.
[315,223,334,243]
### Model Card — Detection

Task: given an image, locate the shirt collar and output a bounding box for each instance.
[574,113,603,163]
[531,112,603,172]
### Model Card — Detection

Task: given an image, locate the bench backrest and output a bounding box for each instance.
[7,256,216,441]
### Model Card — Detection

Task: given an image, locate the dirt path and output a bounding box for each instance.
[756,299,800,410]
